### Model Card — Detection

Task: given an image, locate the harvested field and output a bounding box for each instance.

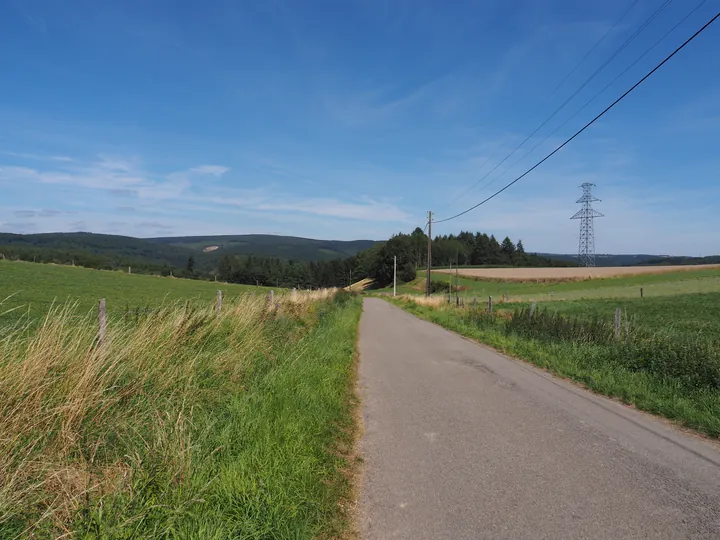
[435,264,720,282]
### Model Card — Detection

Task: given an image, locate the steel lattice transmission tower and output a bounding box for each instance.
[571,183,603,267]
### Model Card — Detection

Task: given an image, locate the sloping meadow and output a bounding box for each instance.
[0,289,361,538]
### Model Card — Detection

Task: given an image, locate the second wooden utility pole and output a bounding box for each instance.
[393,256,397,297]
[425,211,432,297]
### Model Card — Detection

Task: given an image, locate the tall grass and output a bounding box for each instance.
[0,289,360,537]
[392,297,720,437]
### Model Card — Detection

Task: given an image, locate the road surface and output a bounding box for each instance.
[358,298,720,539]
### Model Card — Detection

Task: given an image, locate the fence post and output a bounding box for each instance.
[488,296,493,314]
[529,302,536,320]
[216,290,222,317]
[640,287,644,298]
[505,290,509,302]
[269,290,274,305]
[98,299,107,344]
[614,308,621,340]
[473,297,477,309]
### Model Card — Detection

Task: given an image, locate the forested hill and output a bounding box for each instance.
[1,229,571,288]
[147,234,377,261]
[0,232,378,273]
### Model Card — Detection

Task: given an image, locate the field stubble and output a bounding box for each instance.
[435,264,720,282]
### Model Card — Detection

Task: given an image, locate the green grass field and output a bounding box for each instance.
[0,259,269,322]
[384,267,720,301]
[503,293,720,338]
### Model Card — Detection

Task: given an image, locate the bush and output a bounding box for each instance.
[428,280,457,294]
[399,262,416,283]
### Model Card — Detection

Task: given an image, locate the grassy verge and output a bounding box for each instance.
[0,290,361,538]
[389,297,720,438]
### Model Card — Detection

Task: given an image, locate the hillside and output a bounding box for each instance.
[0,232,192,270]
[147,234,378,261]
[0,232,379,273]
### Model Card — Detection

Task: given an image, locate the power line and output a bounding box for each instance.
[465,0,709,204]
[439,0,639,212]
[432,10,719,225]
[552,0,641,94]
[447,0,674,206]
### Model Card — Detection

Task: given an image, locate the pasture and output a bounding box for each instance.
[0,259,268,322]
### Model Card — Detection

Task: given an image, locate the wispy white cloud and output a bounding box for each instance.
[0,155,192,200]
[0,150,73,162]
[190,164,230,176]
[204,191,410,222]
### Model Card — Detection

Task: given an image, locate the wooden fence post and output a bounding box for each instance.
[488,296,493,314]
[614,308,622,340]
[216,290,222,317]
[98,299,107,344]
[530,302,536,320]
[505,291,509,302]
[473,297,477,309]
[640,287,644,298]
[268,290,274,305]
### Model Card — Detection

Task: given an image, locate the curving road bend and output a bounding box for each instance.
[358,298,720,540]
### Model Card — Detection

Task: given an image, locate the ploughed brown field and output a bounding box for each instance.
[434,264,720,282]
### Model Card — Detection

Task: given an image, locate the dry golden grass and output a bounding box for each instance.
[0,289,336,535]
[398,294,447,308]
[435,264,720,282]
[345,278,374,292]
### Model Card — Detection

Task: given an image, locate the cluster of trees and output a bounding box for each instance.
[216,254,364,289]
[425,230,569,267]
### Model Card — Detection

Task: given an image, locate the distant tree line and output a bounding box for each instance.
[1,227,574,289]
[0,245,179,276]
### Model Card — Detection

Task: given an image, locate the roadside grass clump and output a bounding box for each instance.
[0,289,361,538]
[392,297,720,437]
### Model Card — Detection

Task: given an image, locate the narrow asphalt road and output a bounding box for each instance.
[358,298,720,540]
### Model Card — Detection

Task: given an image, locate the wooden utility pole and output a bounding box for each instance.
[455,251,459,306]
[425,211,432,296]
[393,256,397,297]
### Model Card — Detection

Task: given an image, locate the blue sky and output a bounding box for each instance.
[0,0,718,255]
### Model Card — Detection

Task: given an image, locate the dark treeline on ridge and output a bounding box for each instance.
[215,228,573,288]
[0,228,573,288]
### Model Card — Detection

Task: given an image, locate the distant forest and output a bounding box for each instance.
[0,229,574,289]
[215,228,573,289]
